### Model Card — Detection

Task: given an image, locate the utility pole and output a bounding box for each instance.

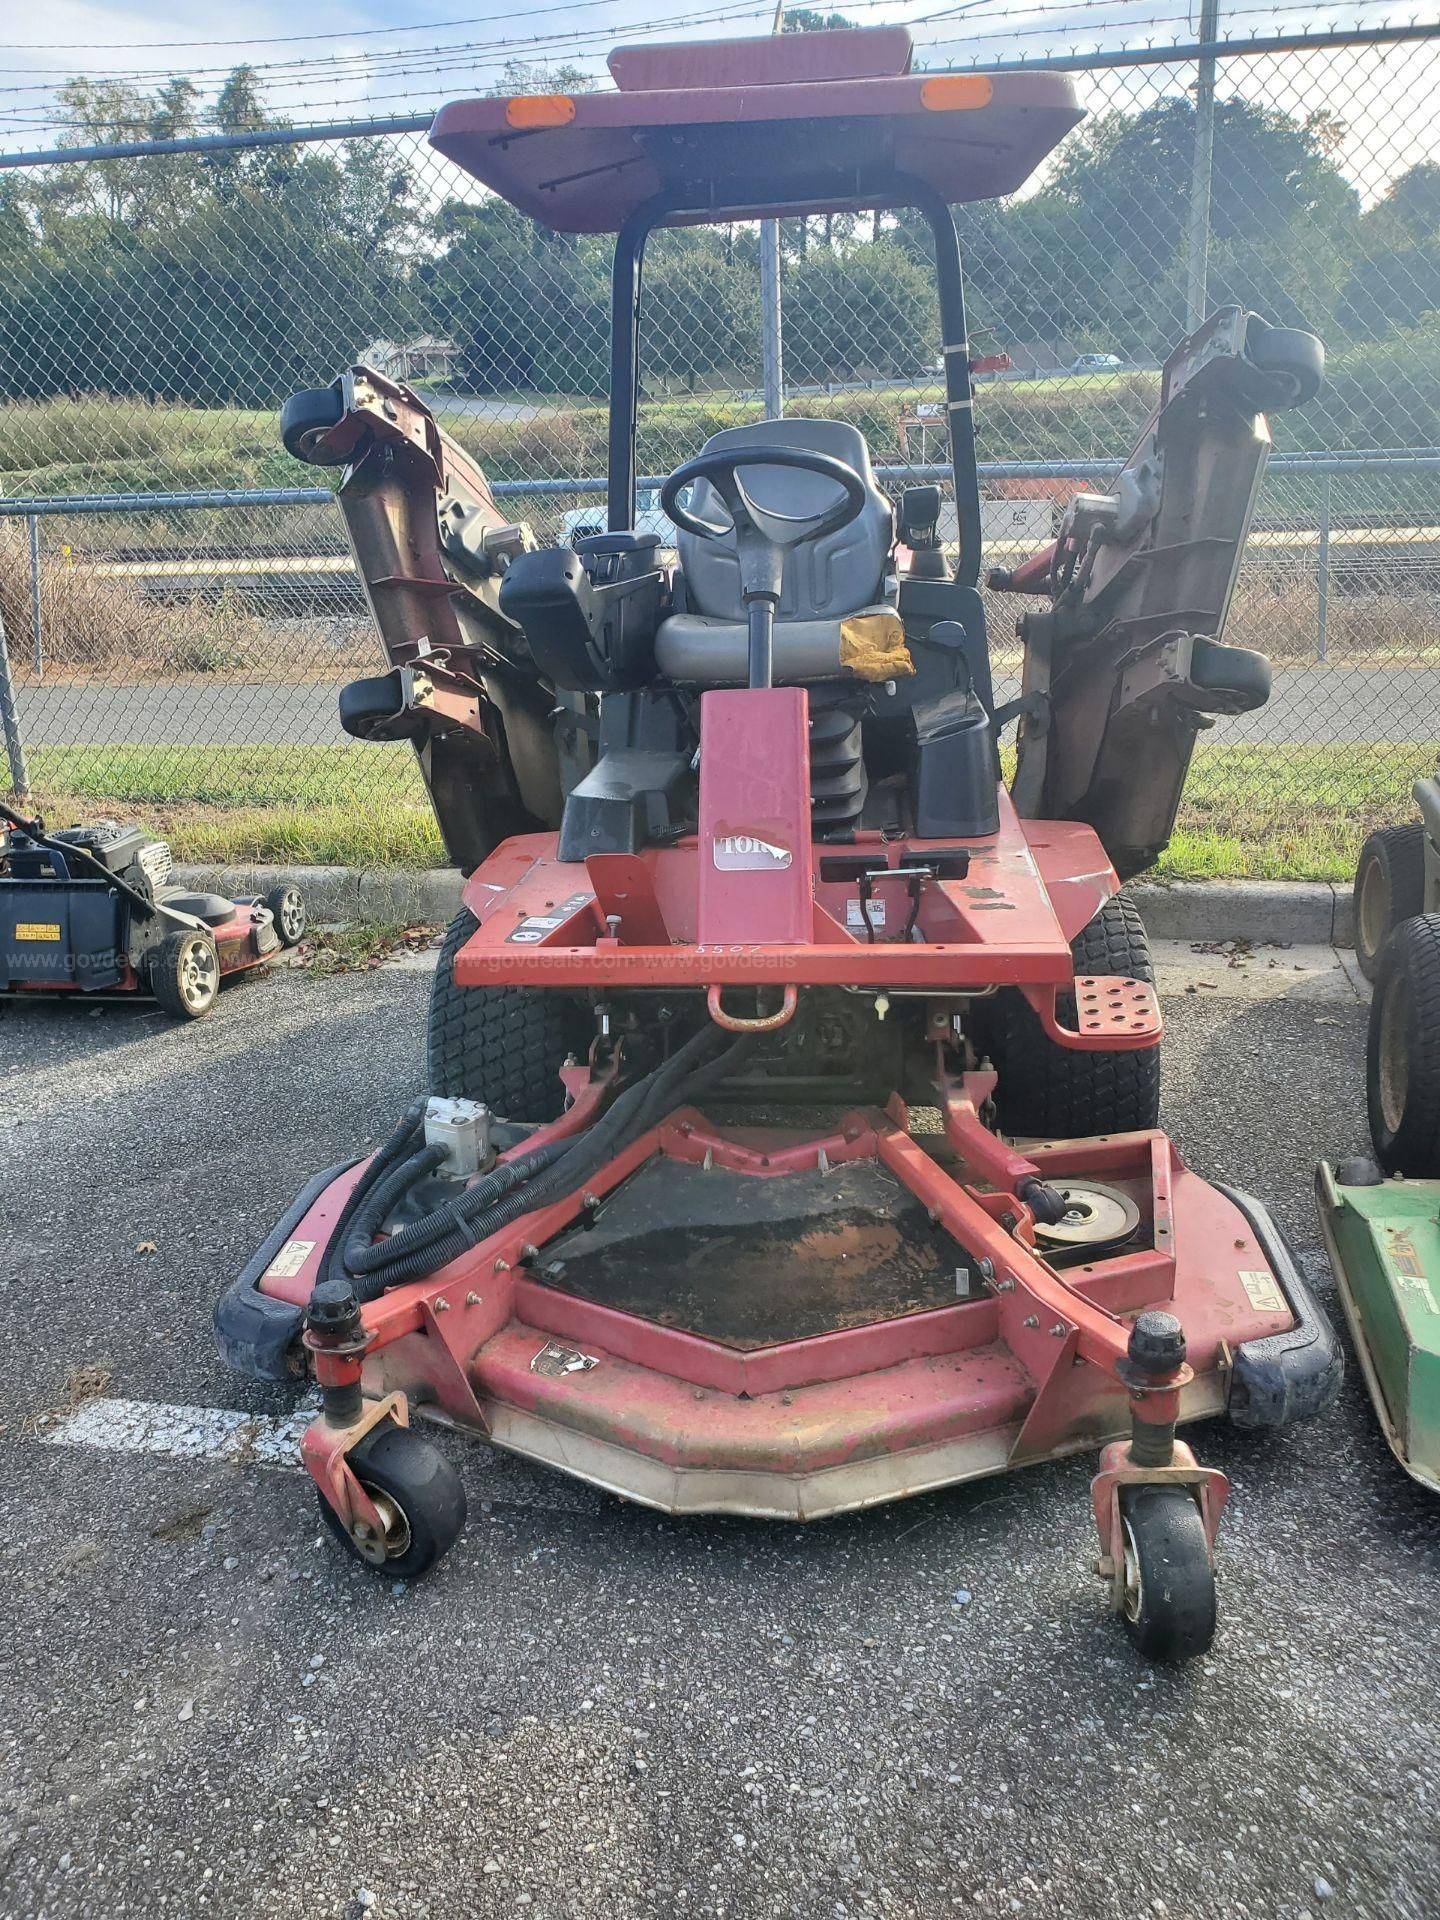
[1185,0,1220,332]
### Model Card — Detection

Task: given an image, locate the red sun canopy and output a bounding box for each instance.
[428,28,1084,234]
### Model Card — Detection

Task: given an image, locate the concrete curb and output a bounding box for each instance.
[176,863,1355,949]
[174,863,461,927]
[1128,878,1353,949]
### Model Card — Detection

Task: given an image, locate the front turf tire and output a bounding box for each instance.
[427,906,588,1121]
[989,894,1161,1139]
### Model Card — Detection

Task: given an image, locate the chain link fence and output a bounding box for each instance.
[2,19,1438,876]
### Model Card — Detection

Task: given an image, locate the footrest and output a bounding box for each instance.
[1022,975,1163,1051]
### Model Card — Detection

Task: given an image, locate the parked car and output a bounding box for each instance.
[561,485,677,548]
[1068,352,1124,373]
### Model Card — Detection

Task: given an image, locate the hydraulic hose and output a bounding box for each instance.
[318,1098,428,1295]
[344,1134,574,1278]
[340,1024,757,1297]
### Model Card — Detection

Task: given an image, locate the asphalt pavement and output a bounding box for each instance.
[16,665,1440,749]
[1,947,1437,1920]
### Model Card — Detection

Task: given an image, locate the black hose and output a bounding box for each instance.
[343,1024,756,1296]
[345,1038,706,1294]
[318,1098,427,1295]
[345,1135,572,1277]
[338,1141,449,1279]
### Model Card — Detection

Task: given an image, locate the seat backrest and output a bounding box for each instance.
[679,418,893,622]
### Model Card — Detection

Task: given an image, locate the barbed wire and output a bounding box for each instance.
[1,0,1420,138]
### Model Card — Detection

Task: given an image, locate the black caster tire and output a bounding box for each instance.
[1247,320,1325,410]
[265,882,307,948]
[1190,634,1272,714]
[427,906,589,1121]
[988,894,1160,1138]
[148,927,220,1020]
[1354,824,1426,982]
[280,385,347,465]
[1367,913,1440,1176]
[318,1423,466,1580]
[1118,1484,1217,1661]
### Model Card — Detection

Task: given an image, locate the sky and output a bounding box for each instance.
[0,0,1414,150]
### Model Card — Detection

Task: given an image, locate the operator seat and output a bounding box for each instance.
[654,418,896,684]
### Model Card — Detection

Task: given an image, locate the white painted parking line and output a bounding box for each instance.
[40,1395,317,1471]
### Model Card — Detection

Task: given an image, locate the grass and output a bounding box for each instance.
[0,377,1164,500]
[1157,742,1430,881]
[18,739,1435,883]
[26,746,446,868]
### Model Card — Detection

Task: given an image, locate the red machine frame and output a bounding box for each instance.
[218,25,1339,1648]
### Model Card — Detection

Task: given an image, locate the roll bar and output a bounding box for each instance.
[605,174,984,589]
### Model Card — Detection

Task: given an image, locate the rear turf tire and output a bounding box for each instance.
[427,906,588,1121]
[988,894,1160,1139]
[1354,824,1426,983]
[1366,913,1440,1175]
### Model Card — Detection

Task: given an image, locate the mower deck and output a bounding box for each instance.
[1316,1161,1440,1493]
[228,1086,1333,1522]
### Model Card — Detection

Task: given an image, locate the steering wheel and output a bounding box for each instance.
[661,444,867,554]
[659,446,870,690]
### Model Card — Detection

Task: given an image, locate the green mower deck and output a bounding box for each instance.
[1316,1161,1440,1492]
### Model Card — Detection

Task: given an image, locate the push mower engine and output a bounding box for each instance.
[0,806,306,1019]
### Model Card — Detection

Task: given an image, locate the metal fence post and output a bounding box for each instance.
[0,599,30,798]
[759,0,786,419]
[27,513,43,680]
[760,221,784,418]
[1185,0,1220,331]
[1317,474,1331,663]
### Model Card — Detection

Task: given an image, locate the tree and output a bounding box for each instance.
[784,241,934,380]
[1376,163,1440,243]
[1338,163,1440,341]
[1036,94,1361,349]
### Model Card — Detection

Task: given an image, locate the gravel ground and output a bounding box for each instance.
[0,956,1437,1920]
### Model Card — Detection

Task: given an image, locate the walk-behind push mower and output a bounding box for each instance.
[1,799,305,1019]
[219,27,1340,1656]
[1316,776,1440,1493]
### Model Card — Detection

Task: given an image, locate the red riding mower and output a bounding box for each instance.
[219,27,1338,1657]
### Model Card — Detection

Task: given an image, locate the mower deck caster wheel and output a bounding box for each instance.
[1118,1484,1216,1661]
[319,1423,467,1580]
[280,385,347,465]
[266,882,307,947]
[149,927,220,1020]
